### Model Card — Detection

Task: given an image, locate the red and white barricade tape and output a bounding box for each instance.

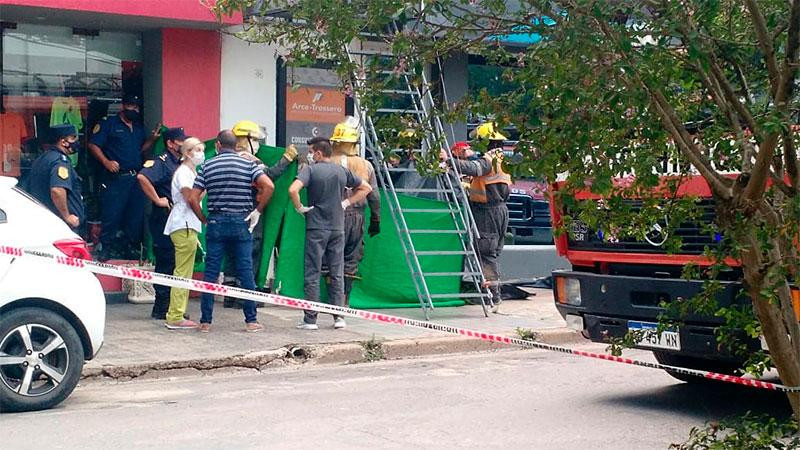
[3,244,798,393]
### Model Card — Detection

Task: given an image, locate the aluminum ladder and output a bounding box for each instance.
[345,26,494,319]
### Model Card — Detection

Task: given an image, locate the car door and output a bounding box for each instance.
[0,206,13,281]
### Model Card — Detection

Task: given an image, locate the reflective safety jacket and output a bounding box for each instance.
[453,152,511,204]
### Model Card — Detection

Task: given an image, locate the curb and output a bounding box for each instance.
[81,327,582,380]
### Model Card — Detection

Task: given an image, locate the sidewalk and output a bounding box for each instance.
[84,288,579,379]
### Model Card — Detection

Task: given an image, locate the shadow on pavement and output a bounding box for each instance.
[595,380,792,421]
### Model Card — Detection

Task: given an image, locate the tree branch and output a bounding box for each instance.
[743,0,780,98]
[742,0,800,201]
[784,127,800,192]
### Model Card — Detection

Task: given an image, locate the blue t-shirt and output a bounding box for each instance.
[89,115,146,172]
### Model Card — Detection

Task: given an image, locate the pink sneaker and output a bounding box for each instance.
[245,322,264,333]
[165,319,199,330]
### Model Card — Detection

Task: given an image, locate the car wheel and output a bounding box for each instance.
[653,351,742,384]
[0,307,85,413]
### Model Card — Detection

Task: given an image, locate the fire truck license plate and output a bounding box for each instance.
[628,321,681,351]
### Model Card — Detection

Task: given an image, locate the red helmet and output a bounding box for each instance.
[451,141,471,158]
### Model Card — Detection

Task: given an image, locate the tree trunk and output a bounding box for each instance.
[742,232,800,420]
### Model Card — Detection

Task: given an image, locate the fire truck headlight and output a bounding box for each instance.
[556,277,582,306]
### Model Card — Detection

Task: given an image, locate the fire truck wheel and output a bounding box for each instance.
[653,351,742,384]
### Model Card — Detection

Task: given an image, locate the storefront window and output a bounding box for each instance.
[1,23,143,185]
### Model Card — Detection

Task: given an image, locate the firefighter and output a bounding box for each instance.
[231,120,298,180]
[441,123,511,312]
[329,117,381,307]
[222,120,298,308]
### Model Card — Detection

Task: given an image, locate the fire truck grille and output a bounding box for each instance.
[566,199,718,255]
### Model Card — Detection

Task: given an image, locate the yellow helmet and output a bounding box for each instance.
[232,120,265,139]
[330,117,360,143]
[470,122,507,141]
[398,128,416,139]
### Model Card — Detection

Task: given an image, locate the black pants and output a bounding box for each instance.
[473,203,509,299]
[149,207,174,316]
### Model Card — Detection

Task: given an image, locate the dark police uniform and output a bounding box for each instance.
[27,146,85,228]
[90,114,146,257]
[139,150,181,318]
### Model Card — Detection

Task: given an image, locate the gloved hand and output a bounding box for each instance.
[341,199,351,210]
[283,144,298,162]
[244,210,261,233]
[368,219,380,237]
[296,205,314,215]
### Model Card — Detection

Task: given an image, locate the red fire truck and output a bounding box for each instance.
[549,174,799,382]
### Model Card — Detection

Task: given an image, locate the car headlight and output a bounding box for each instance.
[556,277,582,306]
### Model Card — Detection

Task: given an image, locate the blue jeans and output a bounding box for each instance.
[200,213,258,324]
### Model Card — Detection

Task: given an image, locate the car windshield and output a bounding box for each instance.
[12,187,44,207]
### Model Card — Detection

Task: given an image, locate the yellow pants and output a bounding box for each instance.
[167,229,198,323]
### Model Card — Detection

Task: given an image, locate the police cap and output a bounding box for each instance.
[163,127,188,142]
[50,124,77,140]
[122,93,141,105]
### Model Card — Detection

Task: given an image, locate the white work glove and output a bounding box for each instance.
[296,205,314,215]
[341,199,351,210]
[245,210,261,233]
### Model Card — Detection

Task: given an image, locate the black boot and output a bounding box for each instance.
[344,277,354,308]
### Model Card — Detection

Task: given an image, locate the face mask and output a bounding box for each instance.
[62,139,79,155]
[122,109,141,122]
[190,151,205,166]
[306,152,316,165]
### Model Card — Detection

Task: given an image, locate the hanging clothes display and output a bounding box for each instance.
[0,112,29,177]
[50,97,84,131]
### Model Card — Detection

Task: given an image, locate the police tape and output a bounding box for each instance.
[3,244,798,393]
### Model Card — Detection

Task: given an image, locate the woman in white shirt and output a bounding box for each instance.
[163,137,206,329]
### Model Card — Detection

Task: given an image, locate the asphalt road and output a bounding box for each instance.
[2,345,791,449]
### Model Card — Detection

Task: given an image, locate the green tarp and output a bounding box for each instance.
[152,137,465,309]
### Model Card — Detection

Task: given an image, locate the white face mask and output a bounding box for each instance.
[190,151,205,166]
[306,151,316,165]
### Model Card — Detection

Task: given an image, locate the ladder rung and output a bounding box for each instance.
[429,293,489,299]
[386,148,423,154]
[423,271,482,277]
[378,70,413,76]
[408,229,467,234]
[349,49,393,57]
[381,89,417,95]
[395,188,451,193]
[402,208,457,213]
[415,250,470,256]
[376,108,424,114]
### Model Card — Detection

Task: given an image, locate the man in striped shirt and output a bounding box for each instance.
[189,130,274,332]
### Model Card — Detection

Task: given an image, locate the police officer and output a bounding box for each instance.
[27,124,85,229]
[137,127,187,319]
[88,93,160,260]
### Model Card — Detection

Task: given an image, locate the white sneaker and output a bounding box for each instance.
[333,318,347,329]
[296,321,319,330]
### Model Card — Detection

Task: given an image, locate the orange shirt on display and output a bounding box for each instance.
[0,112,28,177]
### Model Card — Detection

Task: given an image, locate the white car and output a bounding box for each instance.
[0,176,105,412]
